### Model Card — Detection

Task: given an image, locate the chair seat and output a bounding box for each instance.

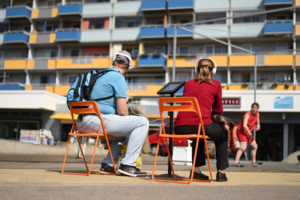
[68,132,115,137]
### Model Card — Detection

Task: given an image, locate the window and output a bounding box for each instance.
[24,27,30,32]
[1,4,8,8]
[22,52,28,58]
[40,76,55,84]
[20,76,26,84]
[73,24,80,29]
[132,49,139,57]
[44,51,50,58]
[4,52,9,58]
[277,44,287,51]
[69,76,77,84]
[156,48,165,54]
[250,74,259,83]
[179,47,188,55]
[127,77,138,83]
[71,50,79,57]
[233,11,265,23]
[213,74,221,82]
[154,77,163,83]
[0,52,3,59]
[50,51,56,58]
[242,45,259,53]
[276,74,287,83]
[206,46,222,54]
[277,16,287,20]
[180,19,189,24]
[178,74,187,82]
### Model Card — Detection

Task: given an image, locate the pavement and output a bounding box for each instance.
[0,154,299,200]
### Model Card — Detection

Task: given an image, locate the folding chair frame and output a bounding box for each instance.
[62,101,117,176]
[152,97,213,184]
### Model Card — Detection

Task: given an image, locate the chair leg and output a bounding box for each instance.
[77,136,89,172]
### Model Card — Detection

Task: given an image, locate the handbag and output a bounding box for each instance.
[212,114,234,130]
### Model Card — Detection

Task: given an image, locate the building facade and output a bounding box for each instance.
[0,0,299,161]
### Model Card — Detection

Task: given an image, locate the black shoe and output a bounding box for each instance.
[118,164,147,177]
[189,170,209,180]
[216,172,228,182]
[100,163,115,173]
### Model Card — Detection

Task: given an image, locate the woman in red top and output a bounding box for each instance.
[234,103,260,166]
[174,58,229,182]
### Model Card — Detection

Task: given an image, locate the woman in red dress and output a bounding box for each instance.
[174,58,229,182]
[234,103,260,166]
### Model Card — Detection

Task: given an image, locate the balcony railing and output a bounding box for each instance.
[167,26,194,37]
[32,7,58,18]
[30,32,56,44]
[0,83,26,90]
[264,21,293,35]
[168,0,194,9]
[3,31,30,44]
[138,55,166,67]
[5,6,31,19]
[58,3,83,15]
[141,0,166,11]
[264,0,293,5]
[139,26,166,38]
[56,29,81,41]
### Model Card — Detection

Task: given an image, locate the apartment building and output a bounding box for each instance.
[0,0,299,161]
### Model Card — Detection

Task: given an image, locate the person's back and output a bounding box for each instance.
[175,78,222,126]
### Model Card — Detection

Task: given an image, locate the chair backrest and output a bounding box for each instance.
[69,101,102,131]
[159,97,202,118]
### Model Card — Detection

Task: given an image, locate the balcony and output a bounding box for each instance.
[0,9,6,21]
[264,0,293,5]
[167,26,194,37]
[27,58,56,70]
[112,28,140,41]
[58,4,83,16]
[56,30,81,42]
[264,22,293,35]
[114,1,142,15]
[32,7,58,19]
[82,3,111,17]
[138,55,166,67]
[56,57,110,69]
[0,33,3,45]
[30,32,56,44]
[0,83,25,91]
[81,29,110,42]
[229,55,255,66]
[127,83,164,96]
[139,26,165,38]
[168,0,194,10]
[141,0,166,11]
[3,32,29,44]
[4,59,27,69]
[5,7,31,19]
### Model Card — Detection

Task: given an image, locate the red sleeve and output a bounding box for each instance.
[212,81,223,115]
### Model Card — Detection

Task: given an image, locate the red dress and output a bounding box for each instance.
[236,112,258,142]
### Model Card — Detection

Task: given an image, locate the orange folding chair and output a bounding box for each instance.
[152,97,213,184]
[62,101,117,176]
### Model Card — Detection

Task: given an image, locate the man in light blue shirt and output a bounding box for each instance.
[77,51,149,177]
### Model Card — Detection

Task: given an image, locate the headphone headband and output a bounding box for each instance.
[194,58,217,75]
[112,52,133,70]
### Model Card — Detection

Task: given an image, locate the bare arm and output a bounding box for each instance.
[242,113,252,137]
[255,113,260,131]
[116,97,128,116]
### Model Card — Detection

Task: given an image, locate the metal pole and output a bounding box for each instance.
[172,26,177,81]
[253,53,257,141]
[168,94,174,176]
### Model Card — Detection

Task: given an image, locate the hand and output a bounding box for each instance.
[248,134,252,138]
[255,125,260,131]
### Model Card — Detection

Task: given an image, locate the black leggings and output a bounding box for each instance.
[174,122,229,170]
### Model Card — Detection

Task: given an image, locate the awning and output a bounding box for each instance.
[50,113,78,120]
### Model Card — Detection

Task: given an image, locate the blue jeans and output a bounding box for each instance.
[77,114,149,167]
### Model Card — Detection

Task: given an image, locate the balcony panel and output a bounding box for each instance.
[58,4,82,15]
[264,22,293,34]
[0,9,6,21]
[296,24,300,35]
[4,60,27,69]
[114,2,141,15]
[168,0,194,9]
[264,0,292,5]
[167,57,197,67]
[56,57,110,68]
[3,32,29,44]
[30,33,56,44]
[194,25,227,39]
[139,27,165,38]
[138,55,166,67]
[231,24,264,38]
[112,28,140,41]
[6,7,31,19]
[229,55,255,66]
[0,84,25,91]
[82,4,111,16]
[195,0,228,10]
[209,55,228,66]
[81,29,110,42]
[228,85,248,90]
[167,26,193,37]
[56,30,81,41]
[231,0,264,8]
[265,54,293,65]
[32,8,57,18]
[141,0,166,11]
